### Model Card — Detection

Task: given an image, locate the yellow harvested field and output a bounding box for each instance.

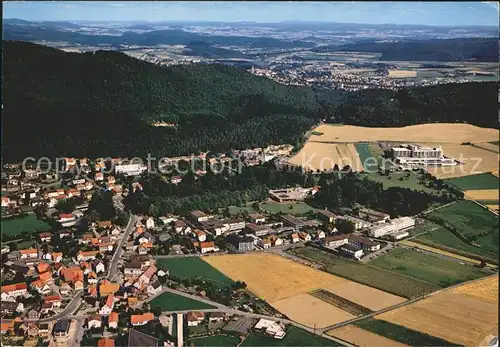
[288,142,362,172]
[202,253,345,302]
[203,253,407,328]
[451,275,499,304]
[487,205,499,211]
[306,123,499,144]
[464,189,499,201]
[420,143,499,179]
[376,276,499,346]
[492,171,499,177]
[474,143,499,153]
[324,281,406,311]
[400,240,497,268]
[326,325,407,347]
[388,70,417,78]
[272,294,355,328]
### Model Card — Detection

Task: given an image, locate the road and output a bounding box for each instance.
[107,212,138,280]
[24,290,84,323]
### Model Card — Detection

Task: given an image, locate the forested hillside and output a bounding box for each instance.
[313,38,499,62]
[3,41,498,161]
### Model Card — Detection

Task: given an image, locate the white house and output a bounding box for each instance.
[187,312,205,326]
[316,231,326,239]
[99,295,115,315]
[146,217,155,229]
[195,230,207,242]
[88,316,102,329]
[147,281,163,296]
[93,261,106,274]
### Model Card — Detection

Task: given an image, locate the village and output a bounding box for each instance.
[0,147,428,347]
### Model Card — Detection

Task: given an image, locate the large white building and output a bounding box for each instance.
[114,163,147,176]
[369,217,415,238]
[391,144,457,168]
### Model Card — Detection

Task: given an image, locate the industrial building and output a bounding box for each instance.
[369,216,415,238]
[114,163,147,176]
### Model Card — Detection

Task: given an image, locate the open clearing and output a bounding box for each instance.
[464,189,498,201]
[326,325,406,347]
[443,172,499,190]
[369,248,487,288]
[363,171,440,194]
[422,143,499,178]
[149,291,216,311]
[259,201,315,215]
[290,247,439,299]
[204,253,405,328]
[473,142,499,153]
[306,123,499,143]
[288,142,363,172]
[487,204,499,211]
[272,293,356,328]
[156,257,233,288]
[388,70,417,78]
[376,275,499,347]
[1,214,51,237]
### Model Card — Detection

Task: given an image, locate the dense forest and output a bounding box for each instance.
[313,38,499,62]
[3,41,498,161]
[124,163,458,217]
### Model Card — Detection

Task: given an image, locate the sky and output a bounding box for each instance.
[3,1,500,26]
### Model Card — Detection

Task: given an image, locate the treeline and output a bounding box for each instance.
[124,163,458,217]
[319,82,498,129]
[312,171,458,217]
[124,163,317,215]
[313,38,499,62]
[3,41,498,161]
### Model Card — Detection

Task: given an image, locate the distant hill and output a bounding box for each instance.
[3,41,497,161]
[313,38,499,62]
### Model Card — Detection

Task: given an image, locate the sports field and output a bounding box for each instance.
[259,201,315,215]
[376,275,499,347]
[148,291,216,311]
[1,214,51,237]
[443,172,499,190]
[369,248,487,288]
[156,257,233,288]
[290,247,439,299]
[426,200,499,254]
[241,327,341,346]
[306,123,499,143]
[204,253,405,328]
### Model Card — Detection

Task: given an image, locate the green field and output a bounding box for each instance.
[363,171,439,194]
[156,257,234,288]
[443,173,499,191]
[188,335,240,347]
[228,205,257,215]
[355,142,377,172]
[241,327,341,346]
[427,200,499,253]
[369,248,487,288]
[414,222,498,263]
[290,247,439,299]
[149,291,216,311]
[1,214,51,237]
[259,201,315,215]
[354,319,456,346]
